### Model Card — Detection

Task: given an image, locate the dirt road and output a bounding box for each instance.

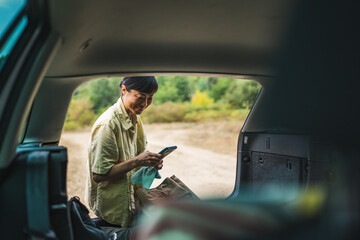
[145,124,237,198]
[60,123,238,204]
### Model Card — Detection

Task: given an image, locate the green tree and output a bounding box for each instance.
[222,80,261,108]
[64,97,96,130]
[73,82,91,99]
[154,80,179,104]
[174,76,191,102]
[154,76,191,103]
[89,78,120,113]
[188,76,209,94]
[208,78,234,102]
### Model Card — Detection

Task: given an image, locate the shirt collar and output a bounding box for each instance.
[116,97,138,130]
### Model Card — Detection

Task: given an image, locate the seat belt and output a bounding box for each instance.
[25,151,56,240]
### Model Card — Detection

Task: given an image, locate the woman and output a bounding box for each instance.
[85,76,163,228]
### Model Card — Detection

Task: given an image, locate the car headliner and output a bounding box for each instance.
[45,0,294,78]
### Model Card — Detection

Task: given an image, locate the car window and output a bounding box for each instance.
[0,0,26,38]
[0,0,28,71]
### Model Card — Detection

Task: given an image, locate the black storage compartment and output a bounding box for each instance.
[251,152,307,192]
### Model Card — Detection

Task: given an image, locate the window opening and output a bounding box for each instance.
[60,76,261,208]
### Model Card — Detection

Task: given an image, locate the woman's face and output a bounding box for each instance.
[121,85,154,116]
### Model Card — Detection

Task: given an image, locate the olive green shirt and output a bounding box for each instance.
[85,97,147,227]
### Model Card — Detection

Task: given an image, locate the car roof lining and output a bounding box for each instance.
[45,0,295,78]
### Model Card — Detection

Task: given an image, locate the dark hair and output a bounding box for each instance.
[120,76,158,95]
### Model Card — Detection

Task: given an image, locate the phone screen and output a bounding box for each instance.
[159,146,177,157]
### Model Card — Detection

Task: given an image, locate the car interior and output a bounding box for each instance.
[0,0,359,239]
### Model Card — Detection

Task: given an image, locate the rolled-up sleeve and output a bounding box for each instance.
[136,117,147,155]
[90,124,119,174]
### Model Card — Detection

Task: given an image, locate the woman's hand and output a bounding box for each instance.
[136,150,163,169]
[92,151,163,183]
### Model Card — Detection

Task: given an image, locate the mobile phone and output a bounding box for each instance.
[158,146,177,157]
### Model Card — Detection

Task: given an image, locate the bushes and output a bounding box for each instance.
[63,98,250,128]
[191,91,214,106]
[141,102,250,124]
[64,98,96,130]
[141,102,187,123]
[183,106,250,123]
[63,94,251,129]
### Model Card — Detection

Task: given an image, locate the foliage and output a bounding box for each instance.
[154,80,179,103]
[188,76,209,92]
[141,102,250,123]
[191,91,214,106]
[64,98,96,130]
[64,77,261,129]
[88,78,120,113]
[222,80,261,108]
[208,78,234,102]
[183,103,249,122]
[173,76,191,102]
[155,76,191,104]
[141,102,187,123]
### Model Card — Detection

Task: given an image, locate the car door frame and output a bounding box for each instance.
[0,0,61,172]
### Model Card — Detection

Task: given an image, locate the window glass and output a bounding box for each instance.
[0,16,28,70]
[0,0,27,70]
[0,0,26,39]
